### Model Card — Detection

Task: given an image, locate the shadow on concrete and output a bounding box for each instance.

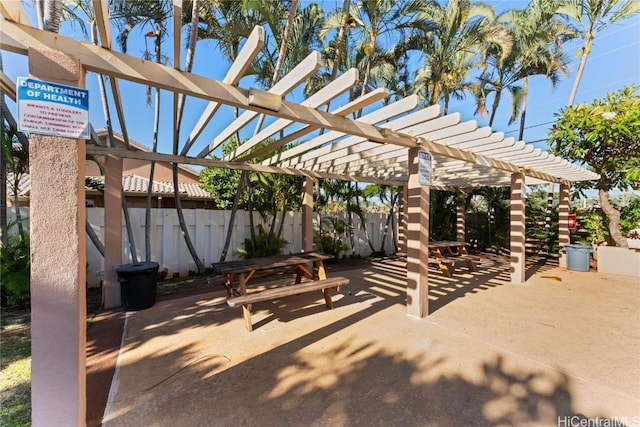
[101,301,600,426]
[94,256,605,426]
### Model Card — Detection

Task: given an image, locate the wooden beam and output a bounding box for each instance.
[196,51,322,157]
[92,0,111,48]
[291,108,452,169]
[173,0,182,69]
[86,144,404,185]
[268,96,423,166]
[1,69,16,99]
[238,88,389,162]
[0,0,32,26]
[438,126,492,147]
[182,26,265,155]
[225,68,359,160]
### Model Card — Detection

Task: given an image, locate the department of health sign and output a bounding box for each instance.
[418,150,432,185]
[17,77,89,139]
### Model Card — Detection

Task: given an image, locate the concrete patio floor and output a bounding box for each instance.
[101,256,639,426]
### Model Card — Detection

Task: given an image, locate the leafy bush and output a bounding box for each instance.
[0,231,30,308]
[314,217,350,259]
[236,224,288,258]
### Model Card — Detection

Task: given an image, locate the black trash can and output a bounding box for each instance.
[116,262,159,311]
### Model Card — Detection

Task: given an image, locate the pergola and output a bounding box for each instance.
[0,2,598,426]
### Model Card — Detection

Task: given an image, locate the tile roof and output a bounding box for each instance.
[7,173,211,199]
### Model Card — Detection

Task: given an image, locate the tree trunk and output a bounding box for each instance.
[0,70,6,245]
[219,106,244,262]
[253,0,298,135]
[489,89,501,127]
[172,163,206,273]
[172,8,205,274]
[220,171,247,262]
[0,132,6,246]
[145,84,161,261]
[567,31,594,107]
[86,219,105,256]
[599,188,626,247]
[332,0,351,80]
[518,77,529,141]
[379,193,397,254]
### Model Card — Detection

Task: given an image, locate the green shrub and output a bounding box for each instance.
[314,216,350,258]
[236,224,288,258]
[0,231,30,308]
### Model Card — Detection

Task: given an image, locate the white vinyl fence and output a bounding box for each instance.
[8,208,397,287]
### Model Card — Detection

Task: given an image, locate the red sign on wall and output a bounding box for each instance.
[568,213,577,230]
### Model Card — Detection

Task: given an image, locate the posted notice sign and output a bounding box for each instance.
[418,150,432,185]
[17,77,89,139]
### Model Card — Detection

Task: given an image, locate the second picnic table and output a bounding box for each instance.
[428,241,480,276]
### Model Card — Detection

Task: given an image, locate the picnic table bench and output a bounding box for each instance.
[211,251,349,331]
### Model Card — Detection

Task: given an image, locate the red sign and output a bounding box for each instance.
[568,213,577,230]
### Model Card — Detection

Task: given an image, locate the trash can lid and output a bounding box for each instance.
[116,262,159,273]
[563,244,593,251]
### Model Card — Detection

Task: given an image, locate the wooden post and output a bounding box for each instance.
[302,176,313,252]
[558,183,571,268]
[456,190,466,242]
[28,47,87,426]
[510,173,526,284]
[102,154,123,308]
[406,148,430,317]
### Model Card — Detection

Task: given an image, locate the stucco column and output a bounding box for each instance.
[456,190,466,242]
[28,47,86,427]
[510,173,526,284]
[103,154,123,308]
[545,183,554,229]
[301,176,313,252]
[398,185,407,254]
[558,183,571,268]
[406,148,430,317]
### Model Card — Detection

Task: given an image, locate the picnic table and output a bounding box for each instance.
[211,251,349,331]
[428,241,480,277]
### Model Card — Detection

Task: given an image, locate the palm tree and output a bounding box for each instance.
[112,0,171,263]
[559,0,640,106]
[192,0,259,261]
[477,0,574,137]
[1,125,28,237]
[408,0,512,109]
[171,0,207,274]
[35,0,64,32]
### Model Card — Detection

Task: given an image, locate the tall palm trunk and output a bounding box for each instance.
[332,0,351,80]
[91,21,137,262]
[172,0,206,274]
[518,77,529,141]
[379,193,397,254]
[489,89,502,127]
[146,22,163,262]
[567,30,594,107]
[219,170,247,262]
[253,0,299,135]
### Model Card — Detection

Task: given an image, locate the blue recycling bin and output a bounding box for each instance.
[563,244,592,272]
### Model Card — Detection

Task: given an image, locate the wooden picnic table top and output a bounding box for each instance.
[428,241,470,248]
[211,251,333,275]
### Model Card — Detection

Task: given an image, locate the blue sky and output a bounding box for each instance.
[3,0,640,163]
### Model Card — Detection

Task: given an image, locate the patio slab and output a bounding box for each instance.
[101,257,639,426]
